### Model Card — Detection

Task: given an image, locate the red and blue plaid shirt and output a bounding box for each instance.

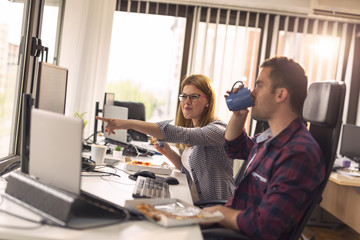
[224,118,325,240]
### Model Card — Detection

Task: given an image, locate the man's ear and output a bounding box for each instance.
[276,88,288,103]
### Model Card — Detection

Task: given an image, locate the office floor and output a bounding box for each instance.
[303,225,360,240]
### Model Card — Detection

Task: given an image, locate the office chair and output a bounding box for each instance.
[291,80,346,240]
[201,80,346,240]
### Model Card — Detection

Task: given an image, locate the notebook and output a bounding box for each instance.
[103,104,128,144]
[22,108,129,228]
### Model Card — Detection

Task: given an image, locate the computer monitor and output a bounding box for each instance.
[339,124,360,162]
[35,62,68,114]
[101,93,115,132]
[103,105,128,144]
[114,101,148,142]
[104,92,115,106]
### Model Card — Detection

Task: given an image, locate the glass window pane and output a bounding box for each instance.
[107,12,186,122]
[41,0,61,64]
[0,0,25,158]
[192,22,261,129]
[277,31,340,84]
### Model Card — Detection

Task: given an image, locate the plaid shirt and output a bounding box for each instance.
[224,118,325,240]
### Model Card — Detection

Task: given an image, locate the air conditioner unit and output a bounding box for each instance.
[311,0,360,20]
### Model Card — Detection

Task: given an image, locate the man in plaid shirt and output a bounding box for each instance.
[204,56,325,240]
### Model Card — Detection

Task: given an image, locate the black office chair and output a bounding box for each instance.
[291,80,346,240]
[201,80,346,240]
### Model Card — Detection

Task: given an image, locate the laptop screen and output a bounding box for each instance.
[29,108,83,195]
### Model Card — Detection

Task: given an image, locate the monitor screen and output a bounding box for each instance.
[35,62,68,114]
[340,124,360,161]
[114,101,148,142]
[104,92,115,106]
[103,105,128,144]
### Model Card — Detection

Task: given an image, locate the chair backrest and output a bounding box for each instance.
[291,80,346,239]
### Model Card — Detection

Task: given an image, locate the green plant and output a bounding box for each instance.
[115,145,122,151]
[74,109,88,129]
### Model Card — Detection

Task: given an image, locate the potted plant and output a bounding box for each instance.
[113,145,123,159]
[74,109,88,129]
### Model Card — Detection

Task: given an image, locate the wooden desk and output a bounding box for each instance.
[0,166,203,240]
[320,172,360,234]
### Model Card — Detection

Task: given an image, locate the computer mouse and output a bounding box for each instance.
[164,176,179,185]
[129,170,156,180]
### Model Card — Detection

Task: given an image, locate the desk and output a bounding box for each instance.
[0,164,203,240]
[320,172,360,234]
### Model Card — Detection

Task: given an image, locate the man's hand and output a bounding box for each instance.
[203,205,241,230]
[224,85,251,141]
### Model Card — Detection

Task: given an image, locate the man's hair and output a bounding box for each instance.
[260,56,308,114]
[176,74,215,128]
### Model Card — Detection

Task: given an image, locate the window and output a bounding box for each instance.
[107,11,186,122]
[0,0,26,159]
[41,0,64,64]
[113,0,359,134]
[190,13,261,127]
[0,0,64,162]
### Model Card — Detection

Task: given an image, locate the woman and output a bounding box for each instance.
[96,74,234,201]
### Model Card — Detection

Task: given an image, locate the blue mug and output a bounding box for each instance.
[226,81,254,111]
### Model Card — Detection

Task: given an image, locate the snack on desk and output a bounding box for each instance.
[125,199,223,227]
[129,160,151,166]
[136,203,204,221]
[124,159,172,175]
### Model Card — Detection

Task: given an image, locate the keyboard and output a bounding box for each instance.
[132,176,170,198]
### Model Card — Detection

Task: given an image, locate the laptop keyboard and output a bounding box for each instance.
[132,176,170,198]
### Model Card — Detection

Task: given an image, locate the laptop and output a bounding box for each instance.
[103,104,128,144]
[16,108,129,228]
[29,108,83,195]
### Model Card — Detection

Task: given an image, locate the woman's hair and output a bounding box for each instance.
[175,74,216,150]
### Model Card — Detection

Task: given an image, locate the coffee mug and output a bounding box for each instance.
[226,81,254,111]
[91,144,107,165]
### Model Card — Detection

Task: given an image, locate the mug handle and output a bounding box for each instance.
[230,81,244,93]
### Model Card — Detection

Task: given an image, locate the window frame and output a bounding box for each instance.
[0,0,65,172]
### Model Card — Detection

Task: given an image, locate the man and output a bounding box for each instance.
[204,56,325,240]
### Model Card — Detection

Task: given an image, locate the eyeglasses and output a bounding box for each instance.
[179,93,206,102]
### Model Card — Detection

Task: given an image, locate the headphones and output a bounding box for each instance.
[82,157,96,172]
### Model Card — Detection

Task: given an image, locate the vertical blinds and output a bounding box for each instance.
[116,0,360,124]
[116,0,358,84]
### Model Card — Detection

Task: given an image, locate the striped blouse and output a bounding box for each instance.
[157,120,235,201]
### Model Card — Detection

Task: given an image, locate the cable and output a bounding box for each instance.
[105,164,130,174]
[83,131,103,145]
[91,170,121,178]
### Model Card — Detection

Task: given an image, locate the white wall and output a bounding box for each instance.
[60,0,116,138]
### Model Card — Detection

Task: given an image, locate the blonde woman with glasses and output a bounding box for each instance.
[96,74,235,202]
